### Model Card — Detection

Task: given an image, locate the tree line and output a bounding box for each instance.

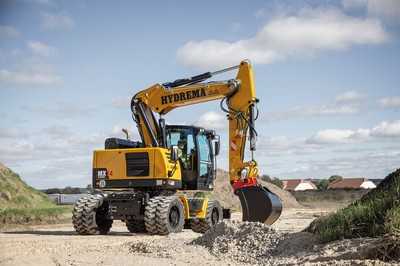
[261,175,343,190]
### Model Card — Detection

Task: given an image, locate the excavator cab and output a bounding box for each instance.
[166,125,219,191]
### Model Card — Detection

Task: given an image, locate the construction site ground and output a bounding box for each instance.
[2,206,393,266]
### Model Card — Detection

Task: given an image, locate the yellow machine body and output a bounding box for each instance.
[92,148,209,220]
[92,147,181,189]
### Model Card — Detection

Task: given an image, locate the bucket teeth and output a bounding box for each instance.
[236,186,282,225]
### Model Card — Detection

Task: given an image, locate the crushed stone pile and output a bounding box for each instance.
[192,220,284,264]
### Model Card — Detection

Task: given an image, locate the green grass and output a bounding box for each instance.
[0,163,71,226]
[0,206,71,225]
[307,168,400,243]
[0,167,55,209]
[385,205,400,236]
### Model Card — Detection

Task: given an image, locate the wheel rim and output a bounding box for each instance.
[169,206,180,228]
[211,208,219,225]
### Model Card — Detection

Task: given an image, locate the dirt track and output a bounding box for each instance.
[0,208,394,266]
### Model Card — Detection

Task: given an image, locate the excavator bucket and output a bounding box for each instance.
[236,185,282,225]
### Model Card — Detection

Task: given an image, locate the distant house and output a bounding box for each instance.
[282,179,317,191]
[328,178,376,190]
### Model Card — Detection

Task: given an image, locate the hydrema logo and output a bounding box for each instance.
[161,88,206,105]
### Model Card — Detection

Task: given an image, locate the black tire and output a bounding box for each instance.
[191,200,222,233]
[144,196,163,234]
[126,219,146,233]
[155,196,185,235]
[72,194,113,235]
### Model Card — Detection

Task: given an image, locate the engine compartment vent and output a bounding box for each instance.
[125,152,149,177]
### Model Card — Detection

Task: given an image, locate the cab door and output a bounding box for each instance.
[196,132,213,190]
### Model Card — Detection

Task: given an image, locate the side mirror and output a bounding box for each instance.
[170,145,179,162]
[214,135,220,156]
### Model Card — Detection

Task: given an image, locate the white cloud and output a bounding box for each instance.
[343,0,400,19]
[267,104,359,122]
[41,13,74,31]
[265,90,363,122]
[379,96,400,108]
[277,151,400,179]
[0,25,20,39]
[21,102,96,118]
[335,90,365,103]
[177,8,388,69]
[306,120,400,144]
[0,68,61,86]
[194,111,226,130]
[342,0,368,9]
[368,0,400,19]
[371,120,400,137]
[0,128,27,139]
[111,96,131,108]
[306,129,361,144]
[27,41,56,57]
[43,125,72,138]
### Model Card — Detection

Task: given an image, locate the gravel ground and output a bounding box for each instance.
[192,221,283,264]
[0,208,397,266]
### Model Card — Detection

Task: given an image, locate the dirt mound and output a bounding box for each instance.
[0,162,53,209]
[192,220,284,264]
[307,168,400,243]
[259,179,302,209]
[213,169,301,210]
[0,162,68,226]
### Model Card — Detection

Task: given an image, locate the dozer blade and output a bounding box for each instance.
[236,185,282,225]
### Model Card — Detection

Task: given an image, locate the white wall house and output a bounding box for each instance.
[282,179,317,191]
[360,180,377,189]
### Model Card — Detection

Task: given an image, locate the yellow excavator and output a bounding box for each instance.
[72,60,282,235]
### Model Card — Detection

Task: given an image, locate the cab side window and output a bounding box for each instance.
[197,134,210,177]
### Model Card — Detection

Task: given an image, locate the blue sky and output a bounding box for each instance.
[0,0,399,188]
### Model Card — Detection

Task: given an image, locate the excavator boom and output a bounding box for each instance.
[131,61,282,224]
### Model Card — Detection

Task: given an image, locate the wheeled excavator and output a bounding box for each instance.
[72,60,282,235]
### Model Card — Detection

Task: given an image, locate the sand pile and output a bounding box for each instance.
[192,220,284,264]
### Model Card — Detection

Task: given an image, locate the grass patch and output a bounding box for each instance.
[307,168,400,243]
[0,206,71,226]
[0,164,72,227]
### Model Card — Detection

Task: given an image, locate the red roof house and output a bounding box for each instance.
[328,178,376,189]
[282,179,317,191]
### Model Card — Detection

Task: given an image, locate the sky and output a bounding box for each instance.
[0,0,399,188]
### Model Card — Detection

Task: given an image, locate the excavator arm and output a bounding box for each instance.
[131,61,282,224]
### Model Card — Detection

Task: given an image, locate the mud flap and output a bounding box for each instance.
[236,186,282,225]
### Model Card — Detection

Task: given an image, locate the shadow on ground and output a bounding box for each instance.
[3,230,139,236]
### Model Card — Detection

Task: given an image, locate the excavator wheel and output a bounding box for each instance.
[72,194,113,235]
[191,200,223,233]
[144,196,163,234]
[155,196,185,235]
[126,219,146,233]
